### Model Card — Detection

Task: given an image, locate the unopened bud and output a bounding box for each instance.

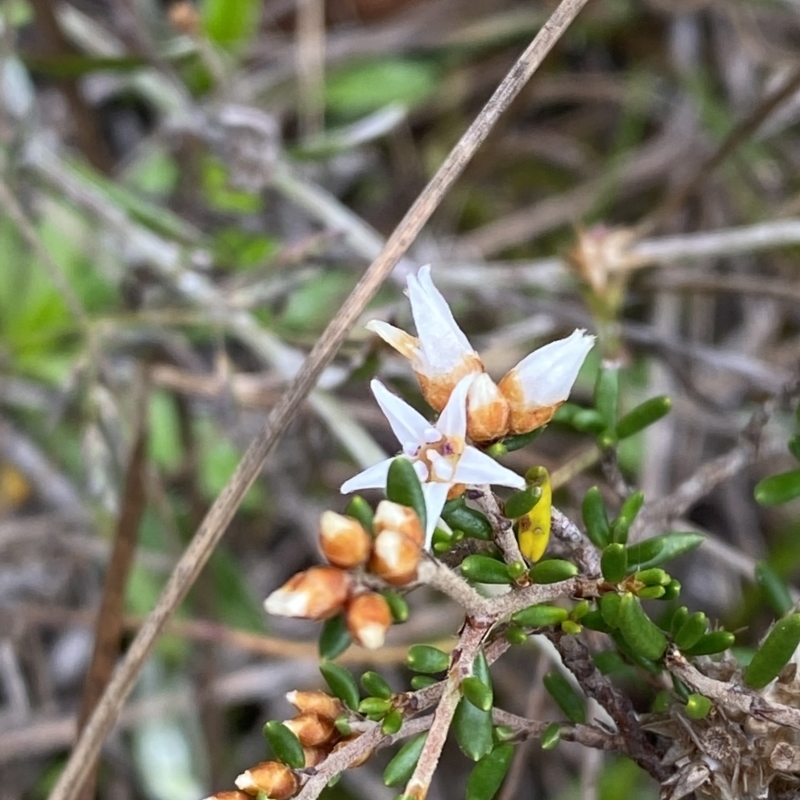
[369,529,422,585]
[264,567,351,620]
[466,373,511,443]
[286,690,343,720]
[302,746,328,767]
[319,511,372,569]
[235,761,298,799]
[373,501,424,546]
[346,592,392,650]
[284,712,337,747]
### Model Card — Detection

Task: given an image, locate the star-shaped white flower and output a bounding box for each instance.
[340,375,525,544]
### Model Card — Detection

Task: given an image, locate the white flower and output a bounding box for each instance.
[497,328,595,434]
[340,375,525,544]
[368,266,595,441]
[367,265,483,412]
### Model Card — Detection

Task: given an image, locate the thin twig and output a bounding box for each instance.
[46,5,591,799]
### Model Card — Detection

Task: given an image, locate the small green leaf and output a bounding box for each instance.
[755,562,793,616]
[662,579,682,601]
[617,593,667,661]
[383,733,428,787]
[406,645,449,674]
[594,366,619,430]
[571,408,607,433]
[582,487,611,549]
[501,428,544,452]
[358,697,392,717]
[441,498,493,540]
[512,604,569,628]
[670,607,690,636]
[504,485,542,519]
[601,543,628,584]
[543,672,586,724]
[744,613,800,689]
[540,722,561,750]
[788,433,800,463]
[600,592,622,628]
[383,591,410,623]
[581,610,613,633]
[505,625,529,644]
[320,662,360,710]
[610,491,644,544]
[635,568,671,586]
[683,630,735,656]
[529,559,579,584]
[410,675,438,690]
[685,694,712,720]
[454,652,494,762]
[616,396,672,439]
[263,720,305,769]
[754,470,800,506]
[674,612,707,650]
[319,614,351,661]
[382,709,403,736]
[345,495,374,534]
[561,620,582,635]
[637,585,666,600]
[626,532,705,571]
[361,671,392,700]
[465,743,514,800]
[386,458,427,530]
[461,555,513,585]
[461,676,494,712]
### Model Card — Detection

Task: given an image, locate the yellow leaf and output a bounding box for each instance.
[518,468,551,562]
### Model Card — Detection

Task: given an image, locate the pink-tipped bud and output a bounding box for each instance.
[346,593,392,649]
[319,511,372,569]
[466,373,511,443]
[264,567,351,620]
[235,762,298,799]
[286,690,343,720]
[369,528,422,586]
[284,712,337,747]
[373,501,424,546]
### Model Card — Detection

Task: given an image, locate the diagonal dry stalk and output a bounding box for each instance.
[47,3,592,799]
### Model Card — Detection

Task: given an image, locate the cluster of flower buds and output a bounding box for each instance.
[368,265,594,443]
[264,501,424,649]
[205,690,358,800]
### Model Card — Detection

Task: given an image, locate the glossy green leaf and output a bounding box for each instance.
[670,607,690,637]
[345,495,374,534]
[406,645,449,674]
[744,613,800,689]
[320,662,360,710]
[616,396,672,439]
[461,555,513,585]
[465,743,514,800]
[504,485,542,519]
[383,732,428,787]
[382,709,403,736]
[461,676,494,712]
[581,609,613,633]
[454,652,494,761]
[683,630,735,656]
[263,720,305,769]
[637,585,666,600]
[754,470,800,506]
[571,408,606,433]
[358,697,392,717]
[512,604,569,628]
[410,675,438,690]
[540,722,561,750]
[529,559,579,584]
[387,458,427,530]
[543,672,586,724]
[319,614,351,661]
[600,592,622,627]
[635,568,671,586]
[625,532,705,571]
[441,498,493,540]
[361,671,392,700]
[674,612,708,650]
[755,562,793,616]
[582,486,611,549]
[500,428,544,453]
[601,543,628,583]
[611,491,644,544]
[594,366,619,429]
[662,579,682,601]
[617,593,667,661]
[685,694,712,720]
[383,591,410,623]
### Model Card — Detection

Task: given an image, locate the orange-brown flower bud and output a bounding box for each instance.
[346,592,392,650]
[332,733,373,767]
[284,712,337,747]
[167,1,200,35]
[264,567,351,620]
[319,511,372,569]
[286,690,343,720]
[466,373,511,443]
[369,528,422,586]
[235,762,298,799]
[373,501,424,546]
[302,746,329,768]
[202,793,252,800]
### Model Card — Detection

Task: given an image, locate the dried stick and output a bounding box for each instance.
[46,4,592,800]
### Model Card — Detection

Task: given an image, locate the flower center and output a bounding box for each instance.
[406,428,464,483]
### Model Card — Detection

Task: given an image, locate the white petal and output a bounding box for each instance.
[421,481,451,545]
[408,266,476,374]
[453,446,525,489]
[436,374,475,439]
[341,458,393,494]
[511,330,595,406]
[370,379,429,445]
